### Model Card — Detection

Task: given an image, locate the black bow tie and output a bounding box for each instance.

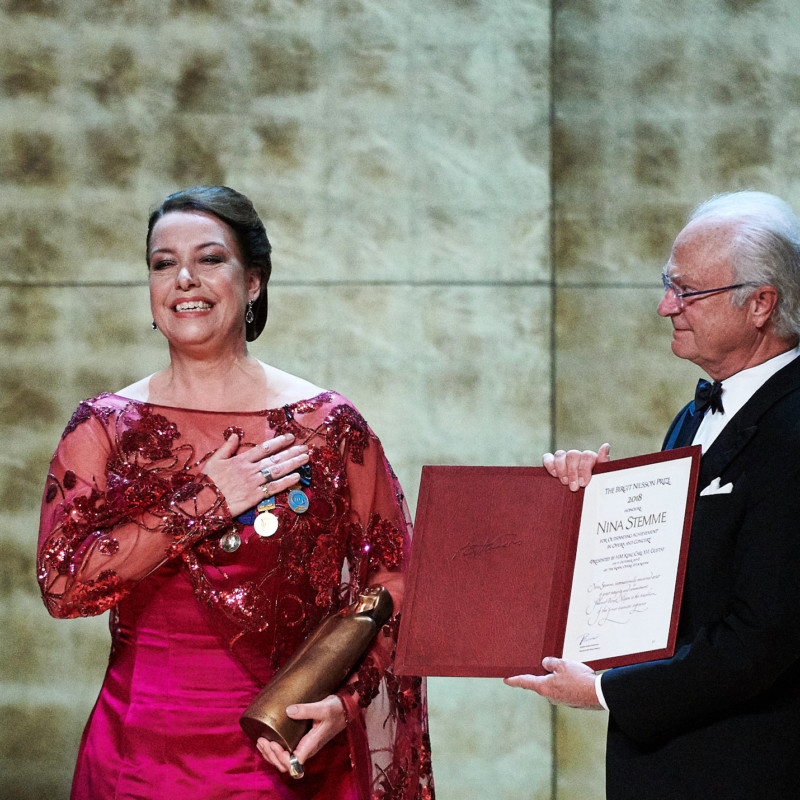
[694,379,724,415]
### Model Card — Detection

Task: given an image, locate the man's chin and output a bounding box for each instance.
[670,333,694,360]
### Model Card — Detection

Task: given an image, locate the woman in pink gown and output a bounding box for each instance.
[37,186,434,800]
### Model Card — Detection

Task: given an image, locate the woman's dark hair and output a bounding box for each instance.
[147,186,272,341]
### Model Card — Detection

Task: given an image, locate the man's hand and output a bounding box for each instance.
[542,443,611,492]
[504,657,604,710]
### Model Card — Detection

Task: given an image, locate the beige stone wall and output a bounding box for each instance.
[0,1,552,798]
[3,0,800,797]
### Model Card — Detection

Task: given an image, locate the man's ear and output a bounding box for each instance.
[748,285,779,330]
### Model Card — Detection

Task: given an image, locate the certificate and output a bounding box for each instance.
[394,447,700,677]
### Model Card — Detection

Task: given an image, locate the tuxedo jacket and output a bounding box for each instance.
[601,355,800,800]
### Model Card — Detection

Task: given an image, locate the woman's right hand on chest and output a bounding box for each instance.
[202,433,309,517]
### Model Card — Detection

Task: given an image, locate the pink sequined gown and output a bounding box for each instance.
[38,392,434,800]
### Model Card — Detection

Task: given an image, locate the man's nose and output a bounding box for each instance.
[658,289,681,316]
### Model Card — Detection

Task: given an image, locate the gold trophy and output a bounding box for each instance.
[240,586,393,776]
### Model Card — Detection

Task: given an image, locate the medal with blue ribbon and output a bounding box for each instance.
[254,496,279,537]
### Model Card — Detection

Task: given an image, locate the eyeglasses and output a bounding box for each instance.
[661,271,757,309]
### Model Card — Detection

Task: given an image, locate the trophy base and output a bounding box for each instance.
[240,710,308,750]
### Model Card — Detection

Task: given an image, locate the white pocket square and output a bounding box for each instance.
[700,477,733,496]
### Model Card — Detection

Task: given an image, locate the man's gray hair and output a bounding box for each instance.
[690,191,800,340]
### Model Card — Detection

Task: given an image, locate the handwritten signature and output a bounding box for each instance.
[452,534,524,560]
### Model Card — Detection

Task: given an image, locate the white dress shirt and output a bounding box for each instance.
[692,346,800,452]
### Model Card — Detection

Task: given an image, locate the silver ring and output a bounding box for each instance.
[288,754,304,780]
[260,466,272,480]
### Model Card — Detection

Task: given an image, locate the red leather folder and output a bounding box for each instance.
[395,448,699,677]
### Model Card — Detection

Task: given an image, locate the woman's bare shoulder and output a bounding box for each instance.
[259,362,326,406]
[115,375,155,402]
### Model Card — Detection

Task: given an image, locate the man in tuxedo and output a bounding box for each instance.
[505,191,800,799]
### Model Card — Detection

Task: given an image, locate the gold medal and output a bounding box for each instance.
[254,511,279,537]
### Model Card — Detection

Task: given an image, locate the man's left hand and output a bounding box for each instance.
[504,657,604,710]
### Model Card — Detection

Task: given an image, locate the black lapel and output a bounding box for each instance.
[699,355,800,485]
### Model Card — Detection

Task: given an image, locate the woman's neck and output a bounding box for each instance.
[150,350,268,411]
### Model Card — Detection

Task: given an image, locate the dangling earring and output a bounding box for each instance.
[245,299,255,324]
[151,320,158,330]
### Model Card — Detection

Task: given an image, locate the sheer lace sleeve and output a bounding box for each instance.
[324,404,434,800]
[37,396,232,618]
